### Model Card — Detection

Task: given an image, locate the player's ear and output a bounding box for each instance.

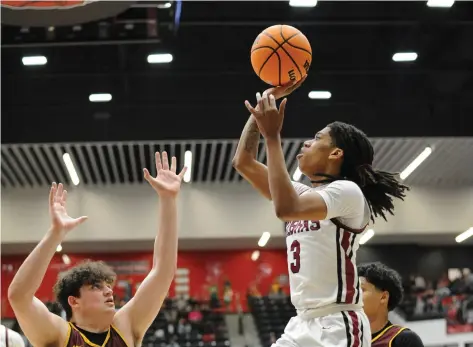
[329,147,343,160]
[68,295,80,309]
[380,291,390,307]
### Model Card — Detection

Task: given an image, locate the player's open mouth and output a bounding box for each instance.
[105,298,114,304]
[297,153,303,159]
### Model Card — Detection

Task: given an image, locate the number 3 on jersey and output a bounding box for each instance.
[290,240,301,273]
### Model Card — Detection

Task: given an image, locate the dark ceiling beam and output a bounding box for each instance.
[160,20,473,27]
[1,38,162,49]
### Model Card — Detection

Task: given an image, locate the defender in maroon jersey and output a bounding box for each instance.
[8,152,187,347]
[358,262,424,347]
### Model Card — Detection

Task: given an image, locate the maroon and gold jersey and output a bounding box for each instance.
[65,322,129,347]
[372,323,406,347]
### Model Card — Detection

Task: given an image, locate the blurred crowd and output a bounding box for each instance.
[398,268,473,329]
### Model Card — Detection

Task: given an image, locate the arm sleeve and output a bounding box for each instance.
[315,180,365,220]
[391,330,424,347]
[291,181,311,196]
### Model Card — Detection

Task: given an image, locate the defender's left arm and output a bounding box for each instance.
[115,152,185,342]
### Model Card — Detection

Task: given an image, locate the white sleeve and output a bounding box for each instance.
[9,330,26,347]
[291,181,311,196]
[315,180,365,220]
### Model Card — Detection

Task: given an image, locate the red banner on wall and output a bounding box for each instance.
[1,1,90,9]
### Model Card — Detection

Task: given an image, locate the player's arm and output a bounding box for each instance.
[264,136,326,220]
[391,330,424,347]
[114,152,185,342]
[265,137,362,222]
[232,114,272,200]
[8,183,86,347]
[233,79,307,201]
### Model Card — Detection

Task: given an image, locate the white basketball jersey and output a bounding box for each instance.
[286,180,370,313]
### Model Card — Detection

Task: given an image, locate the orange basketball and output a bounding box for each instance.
[251,25,312,86]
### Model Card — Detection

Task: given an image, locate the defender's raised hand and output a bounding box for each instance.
[49,182,88,233]
[144,151,187,197]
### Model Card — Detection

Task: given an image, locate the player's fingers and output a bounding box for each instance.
[269,94,277,109]
[162,151,169,170]
[171,156,177,173]
[245,101,257,115]
[294,75,307,90]
[256,92,262,103]
[262,92,270,110]
[155,152,163,172]
[61,190,68,207]
[178,166,188,179]
[279,98,288,116]
[49,182,56,207]
[143,168,153,183]
[56,183,64,202]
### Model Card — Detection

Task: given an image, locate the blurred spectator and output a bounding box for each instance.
[166,335,180,347]
[269,332,277,345]
[188,304,203,332]
[415,275,426,292]
[247,283,261,298]
[208,285,220,309]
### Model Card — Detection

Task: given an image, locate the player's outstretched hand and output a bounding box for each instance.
[144,151,187,198]
[49,182,88,234]
[263,75,307,100]
[245,92,287,140]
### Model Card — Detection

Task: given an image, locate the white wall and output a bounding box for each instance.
[405,319,473,347]
[1,183,472,244]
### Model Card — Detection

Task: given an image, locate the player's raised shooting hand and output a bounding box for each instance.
[263,75,307,100]
[144,151,187,198]
[245,92,287,140]
[49,182,88,235]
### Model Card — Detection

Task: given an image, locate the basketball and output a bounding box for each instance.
[251,24,312,86]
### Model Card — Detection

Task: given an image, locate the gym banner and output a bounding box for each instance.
[1,0,133,27]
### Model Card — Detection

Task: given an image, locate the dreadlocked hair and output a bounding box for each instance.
[327,121,410,223]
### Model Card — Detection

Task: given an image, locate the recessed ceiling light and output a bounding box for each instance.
[147,53,173,64]
[89,93,112,103]
[392,52,418,62]
[427,0,454,8]
[308,91,331,99]
[289,0,317,7]
[22,56,47,66]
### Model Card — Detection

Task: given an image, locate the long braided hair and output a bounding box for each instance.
[325,121,409,223]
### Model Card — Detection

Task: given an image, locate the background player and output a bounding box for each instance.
[8,152,187,347]
[358,262,424,347]
[234,86,409,347]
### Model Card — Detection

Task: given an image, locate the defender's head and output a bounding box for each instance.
[357,262,404,321]
[53,260,116,321]
[297,121,409,222]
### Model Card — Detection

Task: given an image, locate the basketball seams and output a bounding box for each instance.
[285,40,313,56]
[255,31,300,80]
[272,26,303,81]
[251,46,276,54]
[280,25,313,56]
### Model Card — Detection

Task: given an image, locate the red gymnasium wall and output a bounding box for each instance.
[1,250,288,318]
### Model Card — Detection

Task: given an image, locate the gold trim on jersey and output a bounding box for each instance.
[69,322,111,347]
[388,327,406,347]
[110,325,130,347]
[371,324,395,343]
[371,324,407,346]
[64,323,72,347]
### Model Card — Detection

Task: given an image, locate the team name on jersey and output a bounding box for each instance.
[285,220,321,237]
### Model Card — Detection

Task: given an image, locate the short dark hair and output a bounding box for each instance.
[53,260,116,320]
[358,262,404,311]
[328,121,410,223]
